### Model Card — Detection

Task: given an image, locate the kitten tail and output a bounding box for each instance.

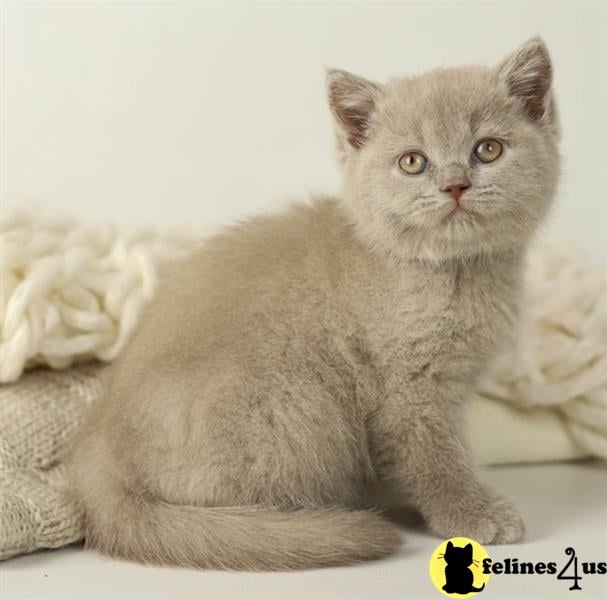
[80,486,401,570]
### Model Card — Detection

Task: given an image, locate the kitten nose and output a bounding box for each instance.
[440,180,471,204]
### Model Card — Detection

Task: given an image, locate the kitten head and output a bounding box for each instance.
[328,38,559,262]
[444,541,474,566]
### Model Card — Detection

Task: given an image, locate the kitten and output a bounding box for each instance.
[67,37,559,571]
[442,541,485,594]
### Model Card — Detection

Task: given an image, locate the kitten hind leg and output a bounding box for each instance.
[128,364,372,510]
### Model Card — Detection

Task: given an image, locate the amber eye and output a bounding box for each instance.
[398,152,428,175]
[474,139,503,163]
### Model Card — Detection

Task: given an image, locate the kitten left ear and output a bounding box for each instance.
[326,69,383,151]
[498,37,554,125]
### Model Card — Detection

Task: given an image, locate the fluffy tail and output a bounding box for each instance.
[83,491,401,570]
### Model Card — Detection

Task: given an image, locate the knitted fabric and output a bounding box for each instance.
[0,364,102,559]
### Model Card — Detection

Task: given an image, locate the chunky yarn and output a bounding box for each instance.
[0,209,197,382]
[477,239,607,457]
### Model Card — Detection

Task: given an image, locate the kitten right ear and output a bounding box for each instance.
[326,69,382,151]
[498,37,553,124]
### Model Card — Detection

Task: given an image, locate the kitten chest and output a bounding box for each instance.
[360,260,523,383]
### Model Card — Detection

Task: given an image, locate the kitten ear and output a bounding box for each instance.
[446,541,454,550]
[498,37,553,124]
[326,69,383,150]
[465,543,473,553]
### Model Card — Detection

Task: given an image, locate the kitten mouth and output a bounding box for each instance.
[442,206,473,221]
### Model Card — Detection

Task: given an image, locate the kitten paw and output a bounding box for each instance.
[429,497,525,544]
[486,498,525,544]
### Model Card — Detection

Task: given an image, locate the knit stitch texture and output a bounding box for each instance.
[0,364,102,559]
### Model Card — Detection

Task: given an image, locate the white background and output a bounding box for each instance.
[2,1,606,259]
[1,4,606,600]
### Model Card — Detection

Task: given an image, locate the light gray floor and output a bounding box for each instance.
[2,462,606,600]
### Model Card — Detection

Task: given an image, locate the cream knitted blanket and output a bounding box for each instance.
[0,364,101,560]
[1,208,606,560]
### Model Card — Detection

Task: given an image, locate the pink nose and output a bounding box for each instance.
[441,182,470,204]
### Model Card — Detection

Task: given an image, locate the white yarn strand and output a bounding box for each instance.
[0,209,197,382]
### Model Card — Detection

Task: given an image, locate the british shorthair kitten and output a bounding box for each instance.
[68,38,559,570]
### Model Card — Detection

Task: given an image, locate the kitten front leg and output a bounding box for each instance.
[370,387,524,544]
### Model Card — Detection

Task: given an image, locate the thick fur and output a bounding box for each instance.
[68,38,560,570]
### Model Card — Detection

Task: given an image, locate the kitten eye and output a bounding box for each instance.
[398,152,428,175]
[474,139,503,163]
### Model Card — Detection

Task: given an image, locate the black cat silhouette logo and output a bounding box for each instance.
[429,537,491,598]
[442,541,485,594]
